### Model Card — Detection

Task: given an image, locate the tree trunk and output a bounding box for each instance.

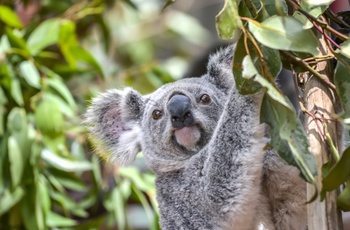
[302,32,343,229]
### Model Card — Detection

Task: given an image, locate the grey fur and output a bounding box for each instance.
[84,45,306,230]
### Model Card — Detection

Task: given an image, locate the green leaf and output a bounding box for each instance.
[244,56,316,183]
[233,35,282,94]
[0,187,24,216]
[21,185,45,230]
[119,167,154,192]
[336,39,350,60]
[91,154,102,186]
[46,211,77,227]
[293,1,328,29]
[304,0,334,6]
[248,16,319,55]
[49,168,87,191]
[264,0,288,16]
[233,36,262,94]
[335,60,350,118]
[111,187,126,230]
[6,106,25,134]
[27,18,60,55]
[67,46,105,77]
[38,176,51,217]
[35,98,63,137]
[7,108,31,164]
[11,78,24,106]
[43,93,75,118]
[41,149,91,172]
[242,55,287,107]
[0,61,13,91]
[0,5,23,28]
[19,61,41,89]
[45,75,77,109]
[337,180,350,211]
[5,27,29,54]
[8,136,23,187]
[322,147,350,191]
[132,184,154,224]
[0,83,8,105]
[261,94,317,184]
[50,190,89,218]
[216,0,242,39]
[0,34,10,54]
[0,106,4,135]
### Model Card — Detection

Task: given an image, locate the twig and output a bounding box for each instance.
[281,51,336,91]
[286,0,349,42]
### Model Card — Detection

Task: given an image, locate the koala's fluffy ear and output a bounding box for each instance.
[84,88,144,166]
[204,44,236,93]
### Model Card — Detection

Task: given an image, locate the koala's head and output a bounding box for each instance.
[84,45,235,172]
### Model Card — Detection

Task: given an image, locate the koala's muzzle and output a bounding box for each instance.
[167,94,194,129]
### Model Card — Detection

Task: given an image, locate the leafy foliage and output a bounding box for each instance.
[213,0,350,211]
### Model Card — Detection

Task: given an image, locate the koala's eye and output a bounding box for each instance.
[152,110,163,120]
[199,94,211,104]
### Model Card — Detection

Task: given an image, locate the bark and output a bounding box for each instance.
[302,32,343,229]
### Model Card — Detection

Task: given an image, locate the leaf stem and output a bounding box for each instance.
[281,51,336,91]
[286,0,349,41]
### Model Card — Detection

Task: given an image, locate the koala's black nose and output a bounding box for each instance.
[167,94,194,129]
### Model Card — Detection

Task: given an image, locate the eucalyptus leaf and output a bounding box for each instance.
[69,46,105,77]
[0,82,8,105]
[5,27,29,54]
[43,93,75,118]
[261,94,317,183]
[233,36,262,95]
[50,190,88,217]
[46,77,77,109]
[35,98,63,137]
[322,147,350,191]
[233,35,281,95]
[0,106,4,135]
[46,211,77,227]
[49,168,87,191]
[337,179,350,211]
[0,187,24,216]
[119,167,154,192]
[112,187,126,230]
[242,55,287,107]
[293,1,328,29]
[304,0,334,6]
[216,0,242,39]
[27,18,60,55]
[21,185,44,230]
[248,16,319,55]
[336,39,350,60]
[11,78,24,106]
[242,56,316,182]
[7,108,31,162]
[0,5,23,28]
[19,61,41,89]
[334,60,350,118]
[41,149,91,172]
[8,136,23,187]
[264,0,288,16]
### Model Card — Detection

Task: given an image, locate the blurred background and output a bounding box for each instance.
[0,0,227,229]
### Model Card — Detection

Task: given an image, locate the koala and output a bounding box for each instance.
[84,45,307,230]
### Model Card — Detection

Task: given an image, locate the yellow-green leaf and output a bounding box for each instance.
[0,5,23,28]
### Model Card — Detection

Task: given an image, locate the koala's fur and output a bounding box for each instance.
[84,45,306,230]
